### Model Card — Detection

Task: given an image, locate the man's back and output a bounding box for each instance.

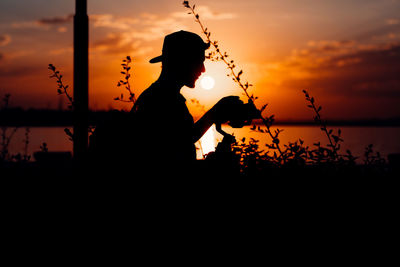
[132,81,197,164]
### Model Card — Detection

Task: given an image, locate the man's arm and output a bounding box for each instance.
[192,96,244,142]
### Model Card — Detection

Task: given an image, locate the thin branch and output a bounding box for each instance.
[183,1,285,162]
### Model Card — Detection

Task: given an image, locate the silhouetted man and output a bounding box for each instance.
[132,30,243,170]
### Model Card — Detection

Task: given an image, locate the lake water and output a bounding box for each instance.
[5,125,400,162]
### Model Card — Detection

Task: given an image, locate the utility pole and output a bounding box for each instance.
[73,0,89,161]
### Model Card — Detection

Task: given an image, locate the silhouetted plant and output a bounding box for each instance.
[232,137,274,174]
[40,142,48,153]
[17,127,31,162]
[364,144,386,166]
[48,64,76,142]
[303,90,343,161]
[49,64,96,140]
[183,1,285,162]
[282,139,309,165]
[114,56,136,105]
[301,90,365,168]
[1,94,19,162]
[48,64,74,110]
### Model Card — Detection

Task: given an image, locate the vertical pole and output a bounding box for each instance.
[73,0,88,161]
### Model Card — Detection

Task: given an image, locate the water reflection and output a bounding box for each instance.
[6,126,400,162]
[195,125,218,159]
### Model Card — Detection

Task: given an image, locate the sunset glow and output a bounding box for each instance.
[200,75,215,90]
[0,0,399,120]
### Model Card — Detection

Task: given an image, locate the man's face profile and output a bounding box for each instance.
[181,51,206,88]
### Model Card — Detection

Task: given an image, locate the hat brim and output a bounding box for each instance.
[149,55,163,64]
[149,41,210,64]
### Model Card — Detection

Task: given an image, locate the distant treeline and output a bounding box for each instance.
[0,108,130,127]
[1,108,399,127]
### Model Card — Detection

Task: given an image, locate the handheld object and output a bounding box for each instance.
[215,100,260,138]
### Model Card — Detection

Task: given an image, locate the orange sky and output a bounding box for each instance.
[0,0,399,120]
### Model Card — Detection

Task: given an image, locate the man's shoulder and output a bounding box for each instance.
[136,83,185,106]
[135,84,158,107]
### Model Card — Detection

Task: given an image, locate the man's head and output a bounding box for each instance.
[150,31,209,88]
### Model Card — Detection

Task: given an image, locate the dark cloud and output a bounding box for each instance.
[37,14,73,25]
[284,44,400,98]
[340,45,400,97]
[0,65,42,78]
[355,23,400,42]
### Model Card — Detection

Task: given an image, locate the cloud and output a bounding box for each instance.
[92,32,152,56]
[90,14,139,30]
[11,21,45,29]
[0,34,11,46]
[57,26,68,33]
[172,6,237,20]
[37,14,73,25]
[90,8,229,56]
[0,65,42,78]
[92,32,133,54]
[90,6,236,31]
[352,80,400,98]
[11,14,73,30]
[91,13,185,42]
[355,22,400,42]
[49,47,72,55]
[386,19,399,25]
[263,34,400,99]
[91,5,236,41]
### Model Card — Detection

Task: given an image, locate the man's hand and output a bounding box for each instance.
[211,96,244,123]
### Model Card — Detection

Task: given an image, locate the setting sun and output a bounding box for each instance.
[200,76,215,90]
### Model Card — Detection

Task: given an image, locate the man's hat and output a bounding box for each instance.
[149,30,210,63]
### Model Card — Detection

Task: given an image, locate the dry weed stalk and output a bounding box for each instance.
[114,56,136,105]
[183,1,284,162]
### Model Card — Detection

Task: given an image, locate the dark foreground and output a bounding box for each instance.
[2,151,398,204]
[2,155,397,259]
[1,155,398,179]
[2,157,398,211]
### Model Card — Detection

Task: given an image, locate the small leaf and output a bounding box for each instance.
[260,104,268,113]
